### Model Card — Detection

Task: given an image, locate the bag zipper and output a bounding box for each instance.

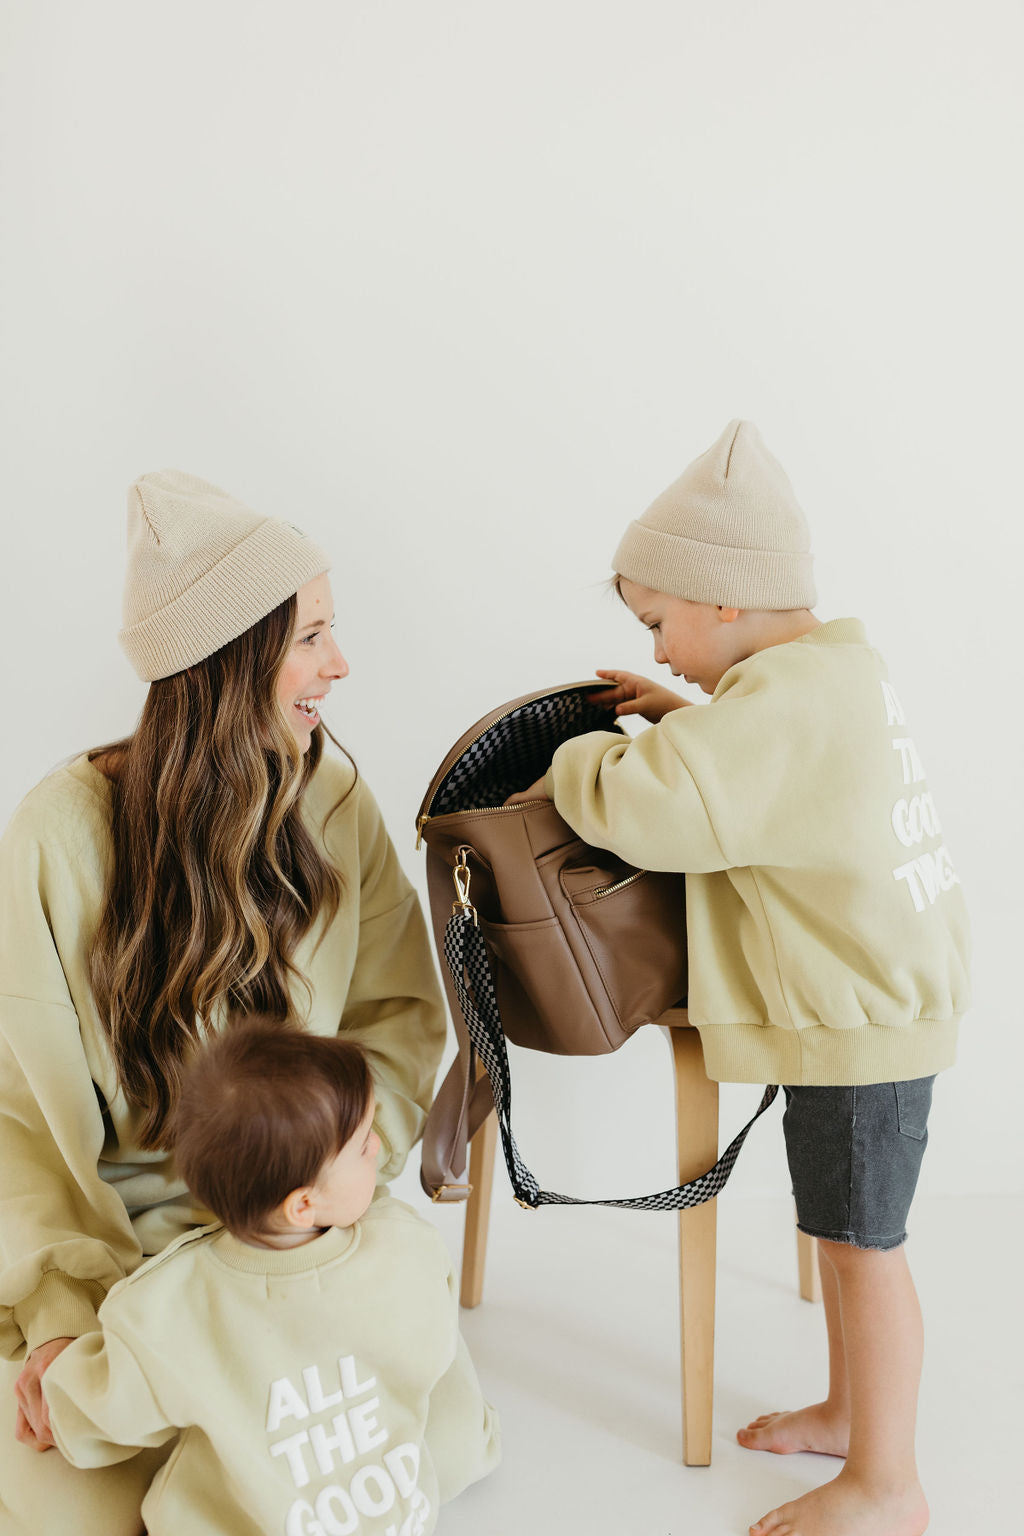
[591,870,645,899]
[415,680,617,848]
[416,799,550,850]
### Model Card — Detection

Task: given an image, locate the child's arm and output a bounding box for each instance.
[507,671,692,806]
[42,1326,177,1468]
[544,710,731,873]
[425,1332,501,1502]
[592,668,692,723]
[424,1269,501,1503]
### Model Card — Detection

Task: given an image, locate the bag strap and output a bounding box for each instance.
[441,907,778,1212]
[419,849,499,1204]
[419,1042,495,1204]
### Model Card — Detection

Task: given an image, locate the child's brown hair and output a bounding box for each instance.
[169,1019,373,1242]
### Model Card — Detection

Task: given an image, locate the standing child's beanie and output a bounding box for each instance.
[118,470,331,681]
[613,420,817,610]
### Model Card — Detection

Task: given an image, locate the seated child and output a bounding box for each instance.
[43,1020,500,1536]
[513,419,968,1536]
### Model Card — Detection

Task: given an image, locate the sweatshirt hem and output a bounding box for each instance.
[696,1016,960,1085]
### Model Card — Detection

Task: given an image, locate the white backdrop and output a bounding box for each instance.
[1,0,1020,1208]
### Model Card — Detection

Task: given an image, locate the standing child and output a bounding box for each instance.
[42,1022,500,1536]
[516,420,968,1536]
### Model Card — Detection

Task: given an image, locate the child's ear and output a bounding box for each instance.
[280,1185,318,1229]
[716,606,740,624]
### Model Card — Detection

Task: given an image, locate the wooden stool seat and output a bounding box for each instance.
[456,1007,819,1465]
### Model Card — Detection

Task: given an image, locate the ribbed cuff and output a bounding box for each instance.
[14,1272,107,1356]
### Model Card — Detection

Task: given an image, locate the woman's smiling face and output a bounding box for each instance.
[276,573,348,748]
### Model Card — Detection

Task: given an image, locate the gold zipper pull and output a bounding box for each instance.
[415,813,429,851]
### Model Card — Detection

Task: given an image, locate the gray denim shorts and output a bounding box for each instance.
[782,1076,935,1251]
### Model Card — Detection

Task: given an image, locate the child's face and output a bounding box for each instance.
[618,578,743,695]
[306,1097,381,1229]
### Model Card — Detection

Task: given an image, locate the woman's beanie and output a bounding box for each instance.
[613,420,816,610]
[118,470,331,681]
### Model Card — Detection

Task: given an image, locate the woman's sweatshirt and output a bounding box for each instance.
[44,1197,500,1536]
[0,752,446,1360]
[546,619,969,1086]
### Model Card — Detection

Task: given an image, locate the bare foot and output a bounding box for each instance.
[748,1470,929,1535]
[737,1403,849,1457]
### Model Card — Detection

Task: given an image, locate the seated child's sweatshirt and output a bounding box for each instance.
[546,618,969,1087]
[43,1196,500,1536]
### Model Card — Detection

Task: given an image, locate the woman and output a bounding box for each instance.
[0,470,446,1533]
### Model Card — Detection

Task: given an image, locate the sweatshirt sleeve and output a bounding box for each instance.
[336,781,446,1181]
[424,1268,501,1503]
[43,1321,177,1467]
[0,815,143,1362]
[545,720,731,873]
[546,659,861,875]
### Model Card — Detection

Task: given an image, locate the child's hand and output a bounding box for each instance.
[592,669,691,723]
[14,1336,74,1451]
[505,777,550,805]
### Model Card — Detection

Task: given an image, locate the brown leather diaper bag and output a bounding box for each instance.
[416,680,776,1211]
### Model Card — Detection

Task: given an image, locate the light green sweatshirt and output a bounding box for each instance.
[44,1196,500,1536]
[0,753,446,1360]
[546,619,969,1086]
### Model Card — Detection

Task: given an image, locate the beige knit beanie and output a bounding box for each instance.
[118,470,331,681]
[613,420,816,610]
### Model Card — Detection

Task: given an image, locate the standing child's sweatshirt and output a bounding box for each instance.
[43,1197,500,1536]
[546,619,969,1087]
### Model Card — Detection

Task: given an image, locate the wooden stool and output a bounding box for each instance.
[457,1007,820,1466]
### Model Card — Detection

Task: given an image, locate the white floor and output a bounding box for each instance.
[415,1191,1021,1536]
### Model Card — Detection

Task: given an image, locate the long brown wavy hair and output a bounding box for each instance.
[89,595,350,1150]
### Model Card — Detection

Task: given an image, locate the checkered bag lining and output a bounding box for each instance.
[430,688,620,815]
[432,684,778,1211]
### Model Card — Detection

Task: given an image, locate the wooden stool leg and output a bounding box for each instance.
[796,1224,821,1303]
[460,1107,497,1309]
[670,1026,719,1467]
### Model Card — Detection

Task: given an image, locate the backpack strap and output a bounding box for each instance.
[435,907,778,1212]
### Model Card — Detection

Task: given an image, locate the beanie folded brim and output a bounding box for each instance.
[614,521,817,610]
[119,518,331,680]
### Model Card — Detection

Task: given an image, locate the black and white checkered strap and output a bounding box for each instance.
[444,909,778,1212]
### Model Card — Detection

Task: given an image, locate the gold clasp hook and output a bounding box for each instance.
[451,846,478,924]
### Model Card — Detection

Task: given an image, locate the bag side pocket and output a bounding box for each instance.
[561,866,688,1039]
[477,914,614,1055]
